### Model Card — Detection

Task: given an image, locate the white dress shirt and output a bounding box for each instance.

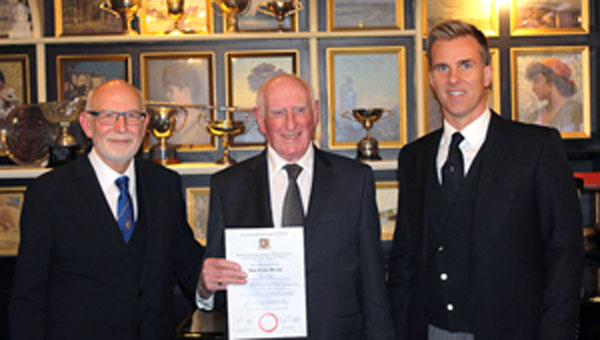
[436,108,491,184]
[87,148,138,221]
[267,145,314,228]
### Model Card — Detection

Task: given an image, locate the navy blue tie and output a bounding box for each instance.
[115,176,134,243]
[442,132,465,200]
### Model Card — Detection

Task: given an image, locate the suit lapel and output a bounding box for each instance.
[135,159,160,287]
[304,149,334,245]
[73,156,136,277]
[250,151,274,228]
[470,113,510,260]
[420,131,442,261]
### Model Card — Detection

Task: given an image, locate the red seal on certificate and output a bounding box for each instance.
[258,312,279,333]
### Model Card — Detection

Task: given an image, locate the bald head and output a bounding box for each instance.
[85,79,145,113]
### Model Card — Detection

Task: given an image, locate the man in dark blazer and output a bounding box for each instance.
[389,20,584,340]
[9,80,203,340]
[196,74,394,340]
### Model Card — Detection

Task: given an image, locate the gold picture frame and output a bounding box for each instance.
[326,46,407,150]
[0,54,30,106]
[185,187,210,246]
[0,187,26,256]
[327,0,403,31]
[510,0,589,36]
[140,51,216,151]
[376,181,398,241]
[511,46,590,138]
[141,0,212,35]
[57,54,132,101]
[225,50,299,148]
[423,0,499,37]
[423,48,501,133]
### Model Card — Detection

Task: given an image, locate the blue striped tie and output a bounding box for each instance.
[115,176,134,243]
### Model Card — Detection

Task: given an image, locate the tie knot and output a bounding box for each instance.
[115,176,129,192]
[450,132,464,150]
[284,164,302,181]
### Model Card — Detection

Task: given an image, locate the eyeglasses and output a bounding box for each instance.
[87,110,147,126]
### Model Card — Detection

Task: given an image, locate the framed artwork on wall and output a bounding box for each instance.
[225,50,298,148]
[141,0,212,35]
[326,46,407,150]
[424,49,501,133]
[57,54,131,101]
[511,0,589,35]
[141,52,216,151]
[0,54,29,107]
[186,187,209,246]
[327,0,403,31]
[511,46,590,138]
[376,181,397,241]
[423,0,499,36]
[54,0,123,36]
[0,187,25,256]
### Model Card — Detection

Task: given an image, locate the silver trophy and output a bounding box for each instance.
[147,106,188,165]
[257,1,303,32]
[213,0,250,33]
[342,108,392,160]
[99,0,143,35]
[166,0,185,35]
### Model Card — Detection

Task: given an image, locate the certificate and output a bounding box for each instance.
[225,227,307,339]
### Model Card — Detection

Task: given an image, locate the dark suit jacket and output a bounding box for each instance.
[205,147,394,340]
[9,155,204,340]
[389,113,584,340]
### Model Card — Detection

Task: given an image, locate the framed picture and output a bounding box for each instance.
[327,0,403,31]
[0,54,29,107]
[57,54,131,101]
[326,46,407,150]
[141,0,212,35]
[424,49,501,133]
[511,46,590,138]
[376,181,397,241]
[423,0,499,36]
[0,187,25,256]
[54,0,123,36]
[186,187,209,246]
[141,52,216,151]
[225,50,299,147]
[511,0,589,35]
[227,1,301,32]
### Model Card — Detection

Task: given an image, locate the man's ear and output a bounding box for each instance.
[79,112,94,139]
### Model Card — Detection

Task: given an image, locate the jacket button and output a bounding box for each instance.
[440,273,448,281]
[447,303,454,311]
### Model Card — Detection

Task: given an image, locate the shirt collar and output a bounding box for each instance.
[267,144,314,175]
[88,147,136,191]
[442,108,491,148]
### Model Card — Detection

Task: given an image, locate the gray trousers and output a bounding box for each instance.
[428,324,475,340]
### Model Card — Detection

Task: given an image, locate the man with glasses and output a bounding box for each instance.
[9,79,204,340]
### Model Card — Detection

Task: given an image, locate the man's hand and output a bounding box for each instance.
[198,258,247,299]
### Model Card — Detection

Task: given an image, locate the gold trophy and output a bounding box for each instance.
[166,0,185,35]
[257,0,303,32]
[147,106,188,165]
[40,96,86,149]
[213,0,250,33]
[342,108,392,160]
[206,107,245,165]
[99,0,143,35]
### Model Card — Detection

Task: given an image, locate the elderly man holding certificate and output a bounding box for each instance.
[197,74,394,340]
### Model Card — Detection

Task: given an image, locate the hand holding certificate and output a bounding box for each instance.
[225,227,308,339]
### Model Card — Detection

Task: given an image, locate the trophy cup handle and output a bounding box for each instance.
[380,109,394,121]
[341,109,356,122]
[99,1,120,17]
[173,107,189,133]
[295,1,304,11]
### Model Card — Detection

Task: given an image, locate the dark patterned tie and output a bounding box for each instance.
[442,132,465,200]
[282,164,304,227]
[115,176,135,243]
